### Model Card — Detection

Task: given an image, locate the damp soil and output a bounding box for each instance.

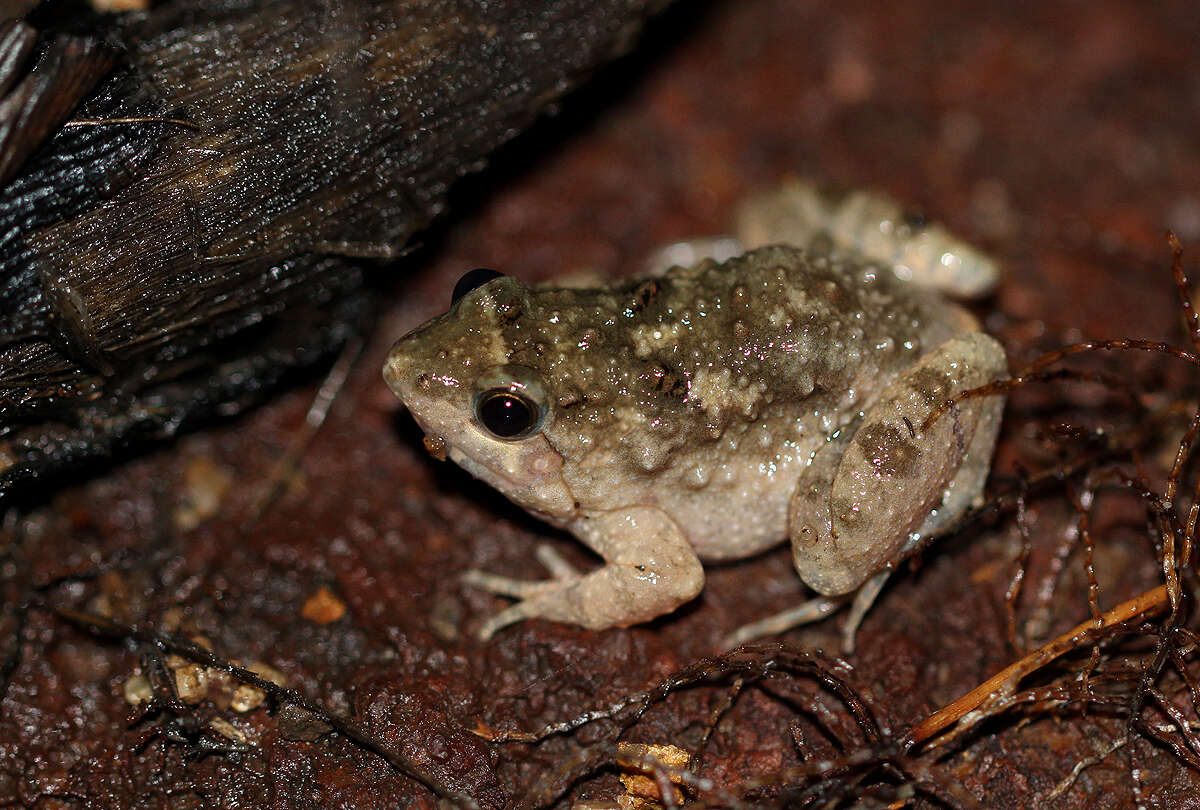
[4,0,1200,807]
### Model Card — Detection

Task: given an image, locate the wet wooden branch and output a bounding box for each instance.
[905,584,1170,749]
[0,0,669,503]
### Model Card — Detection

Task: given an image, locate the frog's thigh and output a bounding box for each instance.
[469,507,704,639]
[910,366,1005,541]
[788,331,1006,597]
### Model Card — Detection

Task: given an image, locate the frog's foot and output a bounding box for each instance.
[643,236,744,277]
[734,179,1000,298]
[462,545,588,638]
[469,591,571,641]
[462,544,582,598]
[462,508,705,641]
[722,594,845,650]
[722,568,892,654]
[462,553,580,640]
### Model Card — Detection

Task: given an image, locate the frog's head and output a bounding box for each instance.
[383,270,576,522]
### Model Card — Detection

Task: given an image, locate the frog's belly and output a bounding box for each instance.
[661,452,807,562]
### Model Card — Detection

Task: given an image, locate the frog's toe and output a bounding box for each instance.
[475,601,544,640]
[462,544,583,599]
[721,595,845,650]
[462,562,586,640]
[461,569,565,599]
[533,543,584,581]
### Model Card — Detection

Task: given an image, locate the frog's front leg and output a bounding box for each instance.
[734,332,1006,651]
[463,507,704,640]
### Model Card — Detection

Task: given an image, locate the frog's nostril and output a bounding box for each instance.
[416,373,431,391]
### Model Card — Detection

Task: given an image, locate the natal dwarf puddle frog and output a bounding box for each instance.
[384,181,1007,650]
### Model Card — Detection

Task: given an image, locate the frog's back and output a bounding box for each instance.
[517,245,970,557]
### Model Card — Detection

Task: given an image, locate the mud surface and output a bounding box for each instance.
[4,0,1200,806]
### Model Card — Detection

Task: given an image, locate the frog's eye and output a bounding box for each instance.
[452,268,505,304]
[472,365,548,440]
[474,389,542,438]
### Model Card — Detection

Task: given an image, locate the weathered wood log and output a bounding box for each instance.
[0,0,668,502]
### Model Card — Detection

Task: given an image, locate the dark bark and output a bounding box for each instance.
[0,0,668,503]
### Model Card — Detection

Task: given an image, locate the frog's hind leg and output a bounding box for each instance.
[734,179,1000,299]
[835,400,1004,652]
[725,331,1006,653]
[642,236,744,277]
[789,331,1006,595]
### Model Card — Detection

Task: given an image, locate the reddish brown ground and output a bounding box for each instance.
[4,0,1200,807]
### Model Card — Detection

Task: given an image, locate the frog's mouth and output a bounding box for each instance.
[407,407,576,522]
[443,433,577,523]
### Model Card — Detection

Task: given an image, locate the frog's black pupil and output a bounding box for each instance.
[452,268,505,304]
[902,210,928,230]
[477,391,536,438]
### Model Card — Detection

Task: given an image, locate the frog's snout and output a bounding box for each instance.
[381,347,411,401]
[383,343,440,410]
[384,344,473,466]
[383,345,435,440]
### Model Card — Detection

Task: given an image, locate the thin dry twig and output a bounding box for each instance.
[1065,480,1104,696]
[63,116,201,130]
[481,645,893,809]
[479,645,878,748]
[1003,482,1034,654]
[1045,732,1132,802]
[923,337,1200,436]
[244,334,365,526]
[1169,232,1200,354]
[905,584,1169,749]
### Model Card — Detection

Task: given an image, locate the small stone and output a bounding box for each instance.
[123,674,152,705]
[301,585,346,625]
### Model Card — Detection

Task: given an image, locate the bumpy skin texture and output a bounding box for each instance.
[385,191,1006,640]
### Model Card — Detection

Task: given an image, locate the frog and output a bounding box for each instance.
[383,179,1007,651]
